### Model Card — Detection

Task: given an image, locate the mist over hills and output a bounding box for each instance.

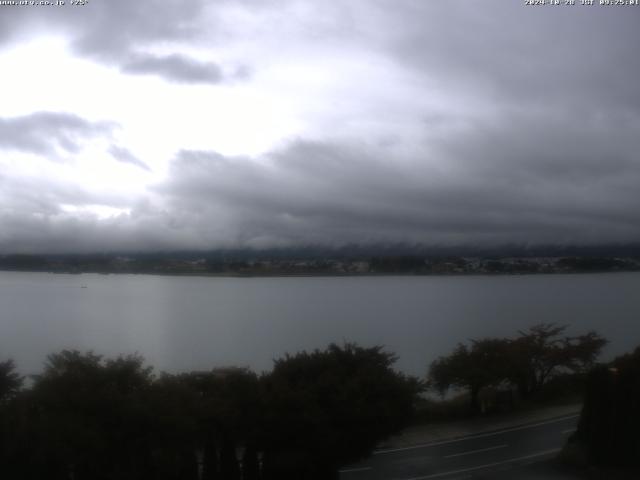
[13,242,640,260]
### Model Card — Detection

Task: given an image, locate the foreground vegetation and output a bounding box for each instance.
[0,344,421,480]
[565,346,640,471]
[427,324,607,415]
[0,324,622,479]
[425,326,640,473]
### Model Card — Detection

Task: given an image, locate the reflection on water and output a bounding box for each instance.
[0,271,638,376]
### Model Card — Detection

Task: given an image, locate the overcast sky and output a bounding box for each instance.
[0,0,639,253]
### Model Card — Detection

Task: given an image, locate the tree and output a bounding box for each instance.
[176,367,262,480]
[144,374,200,480]
[1,344,422,479]
[0,359,24,479]
[572,346,640,467]
[22,351,156,480]
[429,325,608,412]
[429,338,510,414]
[508,324,607,398]
[261,343,423,479]
[0,359,22,404]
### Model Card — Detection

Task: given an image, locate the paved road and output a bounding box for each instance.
[339,414,579,480]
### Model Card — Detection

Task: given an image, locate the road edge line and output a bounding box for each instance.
[402,448,562,480]
[374,413,579,455]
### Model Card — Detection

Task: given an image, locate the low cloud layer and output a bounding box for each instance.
[2,120,639,253]
[157,119,640,248]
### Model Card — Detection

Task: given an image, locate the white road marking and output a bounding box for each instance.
[443,444,507,459]
[562,428,576,435]
[338,466,372,473]
[401,448,562,480]
[374,414,579,455]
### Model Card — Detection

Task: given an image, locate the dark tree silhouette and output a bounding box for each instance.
[0,359,25,479]
[429,325,607,413]
[0,359,22,403]
[429,338,510,414]
[177,367,261,480]
[507,324,607,398]
[1,344,421,479]
[18,351,156,480]
[260,343,423,480]
[144,373,201,480]
[572,346,640,468]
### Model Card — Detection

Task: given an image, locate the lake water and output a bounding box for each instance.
[1,271,638,377]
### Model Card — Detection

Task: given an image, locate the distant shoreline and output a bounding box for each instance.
[1,267,638,279]
[2,253,639,278]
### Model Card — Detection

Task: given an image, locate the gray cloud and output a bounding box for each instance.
[0,112,114,157]
[154,110,640,249]
[0,0,243,84]
[121,53,223,84]
[0,1,199,50]
[67,1,204,59]
[1,1,640,252]
[373,1,640,111]
[0,209,196,254]
[108,145,151,171]
[0,168,150,254]
[2,112,640,253]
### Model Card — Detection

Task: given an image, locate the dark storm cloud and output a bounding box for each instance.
[108,145,151,171]
[2,108,640,253]
[157,108,640,248]
[0,112,114,157]
[121,53,223,84]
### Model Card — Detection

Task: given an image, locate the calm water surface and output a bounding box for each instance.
[1,271,638,376]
